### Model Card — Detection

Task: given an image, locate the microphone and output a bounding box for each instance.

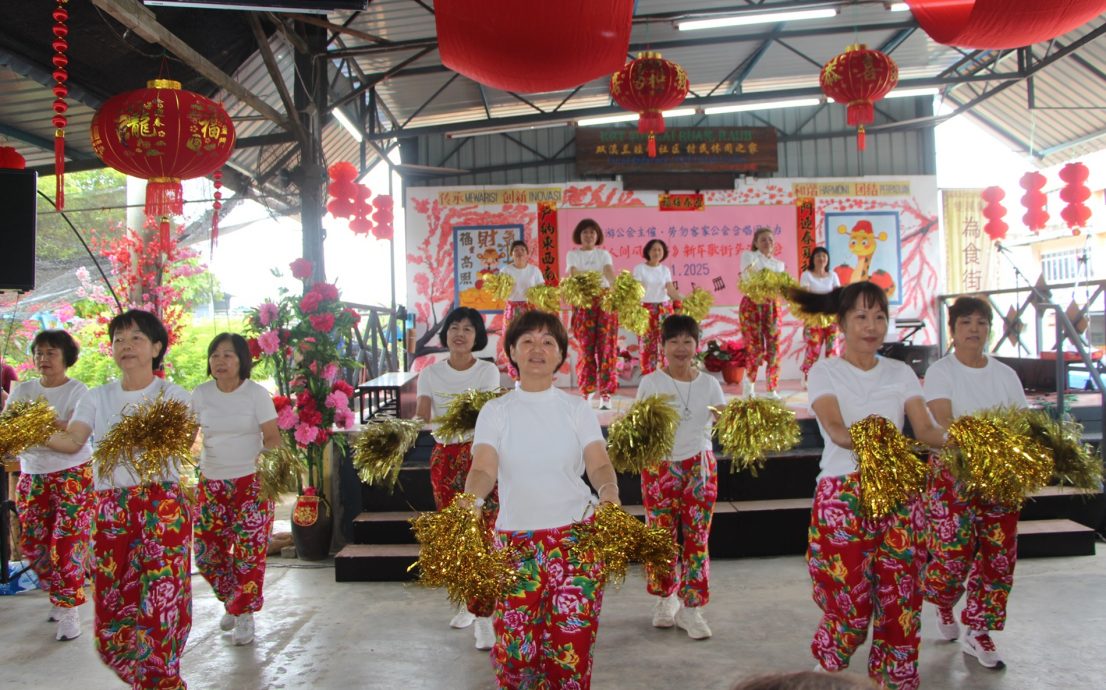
[994,241,1009,254]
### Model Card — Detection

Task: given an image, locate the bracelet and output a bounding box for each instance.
[474,497,485,508]
[596,481,618,496]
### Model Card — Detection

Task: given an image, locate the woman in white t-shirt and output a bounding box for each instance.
[636,315,724,640]
[465,309,620,688]
[791,282,946,690]
[500,240,545,380]
[192,333,281,646]
[566,218,619,409]
[921,297,1028,669]
[11,330,92,642]
[739,227,788,397]
[415,306,501,646]
[798,247,842,381]
[632,239,682,376]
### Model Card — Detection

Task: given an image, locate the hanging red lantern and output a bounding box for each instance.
[0,146,26,169]
[371,194,394,241]
[1058,162,1092,236]
[1019,171,1048,232]
[904,0,1106,49]
[51,0,69,208]
[610,52,690,158]
[90,79,236,244]
[820,45,899,151]
[981,186,1008,241]
[211,170,223,249]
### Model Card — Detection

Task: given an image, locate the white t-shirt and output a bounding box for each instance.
[473,386,605,531]
[192,379,278,481]
[807,356,924,480]
[632,263,674,304]
[565,248,614,288]
[71,378,192,491]
[923,354,1027,417]
[740,250,785,274]
[502,263,545,302]
[10,378,92,474]
[800,270,840,294]
[636,369,726,461]
[416,358,501,443]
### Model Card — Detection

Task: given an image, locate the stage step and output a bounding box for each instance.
[1015,519,1097,558]
[335,543,420,582]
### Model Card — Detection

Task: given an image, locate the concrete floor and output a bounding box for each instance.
[1,549,1104,690]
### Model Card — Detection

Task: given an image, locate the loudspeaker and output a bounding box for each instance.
[878,342,939,378]
[0,169,37,292]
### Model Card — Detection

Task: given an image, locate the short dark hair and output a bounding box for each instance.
[806,246,830,272]
[642,239,669,261]
[661,314,699,343]
[31,329,80,367]
[108,309,170,371]
[787,281,889,325]
[572,218,604,246]
[439,306,489,352]
[947,296,992,331]
[503,309,569,370]
[206,333,253,380]
[509,240,529,254]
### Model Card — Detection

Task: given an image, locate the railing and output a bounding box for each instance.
[340,302,408,383]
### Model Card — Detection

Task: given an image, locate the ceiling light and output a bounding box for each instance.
[331,108,363,143]
[577,108,698,127]
[703,97,821,115]
[677,8,838,31]
[888,3,910,12]
[446,121,570,139]
[885,87,939,99]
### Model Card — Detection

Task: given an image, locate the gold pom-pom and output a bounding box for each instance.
[94,395,199,486]
[943,415,1053,508]
[480,272,515,302]
[739,268,797,304]
[570,502,676,586]
[607,394,681,472]
[0,398,59,457]
[677,287,714,322]
[351,418,422,490]
[559,271,605,308]
[601,270,645,313]
[410,493,520,608]
[850,415,927,517]
[526,285,561,313]
[257,445,303,502]
[713,397,801,475]
[788,301,837,329]
[620,304,651,336]
[432,387,508,441]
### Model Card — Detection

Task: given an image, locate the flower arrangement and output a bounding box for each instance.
[697,338,747,372]
[245,258,361,498]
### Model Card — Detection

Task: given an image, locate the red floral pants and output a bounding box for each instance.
[571,300,619,397]
[94,482,192,690]
[807,473,924,690]
[195,473,273,616]
[502,300,532,379]
[641,452,717,607]
[639,302,673,375]
[739,296,780,389]
[800,324,837,376]
[923,462,1019,631]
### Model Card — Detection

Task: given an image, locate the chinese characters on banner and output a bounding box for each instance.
[453,224,523,312]
[796,198,816,271]
[942,189,999,295]
[537,202,559,283]
[659,193,705,211]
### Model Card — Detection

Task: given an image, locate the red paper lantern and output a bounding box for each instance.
[0,146,26,169]
[1059,162,1092,235]
[90,79,236,243]
[904,0,1106,49]
[610,52,690,157]
[436,0,634,93]
[1019,171,1049,232]
[820,45,899,151]
[981,186,1008,241]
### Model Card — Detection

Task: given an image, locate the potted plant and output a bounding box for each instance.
[698,338,748,385]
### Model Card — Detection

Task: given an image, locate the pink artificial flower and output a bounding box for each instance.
[309,312,335,332]
[325,390,349,410]
[258,301,279,326]
[257,330,281,355]
[276,406,298,430]
[290,258,314,280]
[323,362,339,383]
[335,407,356,430]
[294,423,320,447]
[313,283,339,301]
[300,291,323,314]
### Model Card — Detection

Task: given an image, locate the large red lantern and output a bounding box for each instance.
[1019,171,1048,232]
[610,52,689,158]
[904,0,1106,49]
[820,45,899,151]
[90,79,236,242]
[981,186,1008,242]
[0,146,26,169]
[1059,162,1092,235]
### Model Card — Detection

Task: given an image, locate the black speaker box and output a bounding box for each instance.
[0,169,37,292]
[878,342,939,378]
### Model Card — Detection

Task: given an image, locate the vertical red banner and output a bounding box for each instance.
[796,197,816,275]
[537,201,559,284]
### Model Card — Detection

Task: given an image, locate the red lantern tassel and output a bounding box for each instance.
[146,177,185,220]
[857,125,866,151]
[211,170,223,251]
[648,134,657,158]
[54,130,65,209]
[159,216,171,248]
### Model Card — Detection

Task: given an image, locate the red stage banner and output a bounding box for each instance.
[659,193,705,211]
[537,201,559,283]
[796,197,817,275]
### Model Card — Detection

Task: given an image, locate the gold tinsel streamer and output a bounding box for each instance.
[480,272,515,302]
[0,398,59,457]
[942,416,1053,508]
[410,493,520,607]
[677,287,714,322]
[607,394,681,472]
[739,269,797,304]
[351,417,422,491]
[432,387,508,441]
[620,304,651,336]
[257,445,302,502]
[713,397,801,475]
[526,285,561,313]
[570,503,676,586]
[979,406,1103,491]
[850,415,927,517]
[787,301,837,329]
[601,270,645,313]
[559,271,605,308]
[93,396,199,486]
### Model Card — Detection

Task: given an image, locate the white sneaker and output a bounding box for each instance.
[741,379,756,398]
[220,612,237,632]
[450,606,476,629]
[961,629,1004,669]
[936,606,960,641]
[232,613,255,646]
[764,389,781,400]
[473,616,495,650]
[652,594,680,628]
[674,606,712,640]
[599,395,612,410]
[55,607,80,641]
[48,604,64,622]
